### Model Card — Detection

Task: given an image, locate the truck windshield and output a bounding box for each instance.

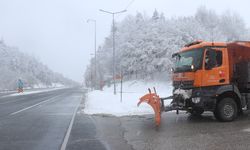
[173,48,204,72]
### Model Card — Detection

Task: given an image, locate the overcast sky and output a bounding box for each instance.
[0,0,249,82]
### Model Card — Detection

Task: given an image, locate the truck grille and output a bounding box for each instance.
[173,80,194,89]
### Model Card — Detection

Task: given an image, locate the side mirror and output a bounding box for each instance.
[172,53,177,58]
[172,53,180,59]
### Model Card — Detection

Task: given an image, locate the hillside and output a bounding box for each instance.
[0,41,77,90]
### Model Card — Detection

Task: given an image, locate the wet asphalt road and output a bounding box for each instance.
[2,88,250,150]
[81,112,250,150]
[119,112,250,150]
[0,88,83,150]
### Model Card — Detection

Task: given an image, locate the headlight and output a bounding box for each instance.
[192,97,201,103]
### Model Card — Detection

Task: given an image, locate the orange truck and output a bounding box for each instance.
[138,41,250,126]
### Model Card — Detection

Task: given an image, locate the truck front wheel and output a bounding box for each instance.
[214,97,238,122]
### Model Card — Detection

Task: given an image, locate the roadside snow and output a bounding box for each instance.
[83,81,173,116]
[32,82,65,89]
[173,89,192,99]
[4,87,66,97]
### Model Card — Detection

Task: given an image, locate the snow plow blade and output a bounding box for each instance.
[137,88,162,126]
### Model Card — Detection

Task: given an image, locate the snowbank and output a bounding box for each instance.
[83,80,173,116]
[32,82,65,89]
[4,87,66,97]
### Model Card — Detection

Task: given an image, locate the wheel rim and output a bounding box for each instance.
[223,104,234,118]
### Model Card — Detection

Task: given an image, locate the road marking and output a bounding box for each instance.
[10,94,63,115]
[243,128,250,132]
[60,99,80,150]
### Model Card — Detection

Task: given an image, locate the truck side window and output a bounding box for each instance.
[215,51,222,67]
[205,49,222,69]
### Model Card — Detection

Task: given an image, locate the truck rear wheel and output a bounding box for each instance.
[214,97,238,122]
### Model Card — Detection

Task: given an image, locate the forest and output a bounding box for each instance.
[84,7,250,88]
[0,41,76,90]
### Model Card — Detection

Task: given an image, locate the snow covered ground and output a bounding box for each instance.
[83,80,173,116]
[32,83,65,89]
[3,87,66,97]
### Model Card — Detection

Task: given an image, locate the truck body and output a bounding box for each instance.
[138,41,250,125]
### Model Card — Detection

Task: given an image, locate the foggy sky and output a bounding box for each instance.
[0,0,249,82]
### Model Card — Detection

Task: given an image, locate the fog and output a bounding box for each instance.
[0,0,249,82]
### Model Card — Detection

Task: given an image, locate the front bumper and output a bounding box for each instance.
[170,88,217,111]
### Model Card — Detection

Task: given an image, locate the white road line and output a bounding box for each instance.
[243,128,250,132]
[60,100,80,150]
[10,94,63,116]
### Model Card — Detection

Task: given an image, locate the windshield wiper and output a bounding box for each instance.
[174,65,192,73]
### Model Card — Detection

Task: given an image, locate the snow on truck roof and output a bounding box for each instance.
[180,41,250,52]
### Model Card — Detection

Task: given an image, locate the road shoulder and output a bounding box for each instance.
[65,98,106,150]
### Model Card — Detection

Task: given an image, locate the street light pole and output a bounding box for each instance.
[87,19,97,89]
[112,13,116,95]
[99,9,126,95]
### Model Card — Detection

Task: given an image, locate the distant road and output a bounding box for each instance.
[0,88,84,150]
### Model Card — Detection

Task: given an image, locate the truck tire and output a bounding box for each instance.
[190,108,204,116]
[214,97,238,122]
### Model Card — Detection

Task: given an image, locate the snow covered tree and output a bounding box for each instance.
[84,7,250,87]
[0,41,76,90]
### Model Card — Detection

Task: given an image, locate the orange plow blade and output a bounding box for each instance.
[137,88,162,126]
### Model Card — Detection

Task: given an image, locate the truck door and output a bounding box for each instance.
[202,47,229,87]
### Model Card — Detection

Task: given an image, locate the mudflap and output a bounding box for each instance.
[137,88,162,126]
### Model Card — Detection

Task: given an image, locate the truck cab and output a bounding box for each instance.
[172,41,250,121]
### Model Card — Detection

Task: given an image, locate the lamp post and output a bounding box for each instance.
[99,9,126,95]
[87,19,97,89]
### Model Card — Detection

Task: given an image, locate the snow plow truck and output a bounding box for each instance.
[138,41,250,126]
